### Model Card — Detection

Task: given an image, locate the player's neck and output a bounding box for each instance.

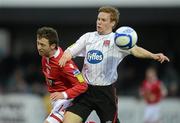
[49,49,57,58]
[98,29,112,35]
[99,31,112,35]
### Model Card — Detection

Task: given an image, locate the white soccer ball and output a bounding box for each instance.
[115,26,138,50]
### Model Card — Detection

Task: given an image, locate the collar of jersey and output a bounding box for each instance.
[52,47,60,58]
[96,31,113,36]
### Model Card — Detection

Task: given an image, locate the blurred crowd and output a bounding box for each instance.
[0,51,179,98]
[0,52,46,95]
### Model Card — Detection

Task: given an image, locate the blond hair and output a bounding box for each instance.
[98,6,120,29]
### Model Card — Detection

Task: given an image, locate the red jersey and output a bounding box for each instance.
[41,47,88,99]
[140,80,162,104]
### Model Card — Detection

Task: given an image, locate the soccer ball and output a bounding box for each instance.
[114,26,138,50]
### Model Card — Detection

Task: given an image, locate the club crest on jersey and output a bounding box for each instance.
[103,40,110,47]
[87,50,103,64]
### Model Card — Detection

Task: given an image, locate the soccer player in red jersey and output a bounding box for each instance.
[36,27,88,123]
[140,67,167,123]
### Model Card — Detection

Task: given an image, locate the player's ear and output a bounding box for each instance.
[51,43,56,49]
[111,21,116,28]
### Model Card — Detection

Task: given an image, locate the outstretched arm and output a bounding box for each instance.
[59,33,88,67]
[130,45,170,63]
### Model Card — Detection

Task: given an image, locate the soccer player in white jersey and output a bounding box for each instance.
[59,6,170,123]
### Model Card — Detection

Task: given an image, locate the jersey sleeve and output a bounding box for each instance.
[67,33,88,57]
[62,62,88,99]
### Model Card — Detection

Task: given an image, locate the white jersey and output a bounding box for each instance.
[68,31,130,86]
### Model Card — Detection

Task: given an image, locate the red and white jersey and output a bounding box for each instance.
[140,80,162,104]
[41,47,88,99]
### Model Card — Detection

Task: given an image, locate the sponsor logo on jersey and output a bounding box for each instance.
[87,50,103,64]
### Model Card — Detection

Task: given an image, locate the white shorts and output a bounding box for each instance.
[144,103,161,122]
[46,99,72,123]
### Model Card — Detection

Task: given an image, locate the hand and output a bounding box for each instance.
[153,53,170,63]
[59,50,72,67]
[50,92,64,101]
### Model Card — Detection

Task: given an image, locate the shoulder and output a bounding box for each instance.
[63,60,79,71]
[77,31,97,42]
[82,31,97,37]
[157,80,162,85]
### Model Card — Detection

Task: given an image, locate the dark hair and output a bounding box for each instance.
[98,6,120,29]
[37,27,59,49]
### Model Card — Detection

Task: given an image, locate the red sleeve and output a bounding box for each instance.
[62,61,88,99]
[65,82,88,99]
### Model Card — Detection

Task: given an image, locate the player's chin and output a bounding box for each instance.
[97,27,102,32]
[97,30,103,35]
[38,51,44,56]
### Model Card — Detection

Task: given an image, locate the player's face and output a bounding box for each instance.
[146,69,157,82]
[96,12,115,35]
[37,37,52,57]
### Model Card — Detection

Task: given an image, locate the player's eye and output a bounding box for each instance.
[41,43,45,47]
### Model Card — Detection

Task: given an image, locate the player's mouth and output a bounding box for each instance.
[97,26,103,32]
[97,26,101,30]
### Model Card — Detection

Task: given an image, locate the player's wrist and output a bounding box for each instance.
[62,92,68,99]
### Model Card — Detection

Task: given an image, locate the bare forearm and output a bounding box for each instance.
[130,45,170,63]
[130,45,154,59]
